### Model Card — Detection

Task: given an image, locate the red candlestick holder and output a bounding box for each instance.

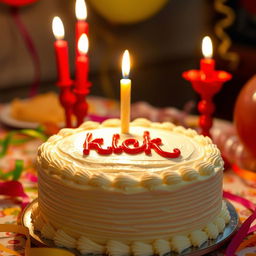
[73,83,91,127]
[182,67,232,137]
[57,80,76,128]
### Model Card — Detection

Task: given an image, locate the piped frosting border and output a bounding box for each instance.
[37,118,224,192]
[32,201,230,255]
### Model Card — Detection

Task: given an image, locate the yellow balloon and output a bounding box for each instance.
[88,0,169,24]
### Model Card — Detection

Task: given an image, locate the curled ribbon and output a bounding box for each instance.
[0,127,47,158]
[0,224,74,256]
[214,0,240,69]
[0,178,75,256]
[224,190,256,255]
[223,191,256,212]
[0,181,74,255]
[0,180,30,210]
[0,159,24,181]
[0,127,47,181]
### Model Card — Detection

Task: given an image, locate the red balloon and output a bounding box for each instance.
[0,0,38,6]
[234,75,256,157]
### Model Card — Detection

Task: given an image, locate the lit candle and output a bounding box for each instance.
[120,50,131,134]
[52,16,71,85]
[75,33,89,91]
[200,36,215,77]
[75,0,88,58]
[182,36,232,137]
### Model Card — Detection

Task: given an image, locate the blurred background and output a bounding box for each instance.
[0,0,255,121]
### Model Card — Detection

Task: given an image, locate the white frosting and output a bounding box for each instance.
[204,223,219,239]
[195,162,215,176]
[58,126,201,173]
[37,118,224,190]
[179,167,199,181]
[54,230,76,248]
[33,201,230,255]
[132,242,154,256]
[34,118,228,255]
[106,240,131,256]
[77,236,105,254]
[162,171,182,184]
[113,174,139,189]
[171,235,191,253]
[190,230,208,247]
[153,239,171,256]
[214,217,226,233]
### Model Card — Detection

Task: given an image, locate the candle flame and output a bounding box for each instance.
[78,33,89,54]
[122,50,130,78]
[52,16,65,40]
[202,36,213,58]
[76,0,87,20]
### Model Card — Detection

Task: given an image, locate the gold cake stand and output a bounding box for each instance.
[21,199,239,256]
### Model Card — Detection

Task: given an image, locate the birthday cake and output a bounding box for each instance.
[32,118,230,255]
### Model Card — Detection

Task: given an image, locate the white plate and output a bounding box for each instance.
[0,97,117,129]
[0,104,41,129]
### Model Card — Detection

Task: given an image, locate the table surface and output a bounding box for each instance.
[0,98,256,256]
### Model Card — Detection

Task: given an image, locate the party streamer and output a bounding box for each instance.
[0,180,29,210]
[224,191,256,255]
[0,224,74,256]
[0,127,47,181]
[214,0,239,69]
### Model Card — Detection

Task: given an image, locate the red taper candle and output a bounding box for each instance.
[200,36,215,78]
[52,17,75,128]
[74,34,90,126]
[75,33,89,91]
[52,17,72,86]
[75,0,88,59]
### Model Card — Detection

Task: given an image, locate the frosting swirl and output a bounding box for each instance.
[54,230,76,248]
[162,171,182,185]
[153,239,171,256]
[189,230,207,247]
[113,174,139,189]
[77,236,105,254]
[195,162,214,176]
[132,242,154,256]
[89,172,112,187]
[171,235,191,253]
[140,173,162,189]
[107,240,131,256]
[73,170,91,184]
[32,200,230,255]
[37,118,224,190]
[179,167,199,181]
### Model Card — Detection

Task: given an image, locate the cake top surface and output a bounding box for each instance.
[37,118,224,191]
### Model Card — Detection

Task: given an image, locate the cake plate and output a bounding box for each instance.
[21,199,239,256]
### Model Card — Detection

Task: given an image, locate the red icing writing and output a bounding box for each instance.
[83,131,181,158]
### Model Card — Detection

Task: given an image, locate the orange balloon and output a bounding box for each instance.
[234,75,256,157]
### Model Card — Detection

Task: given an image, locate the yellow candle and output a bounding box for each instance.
[121,50,131,134]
